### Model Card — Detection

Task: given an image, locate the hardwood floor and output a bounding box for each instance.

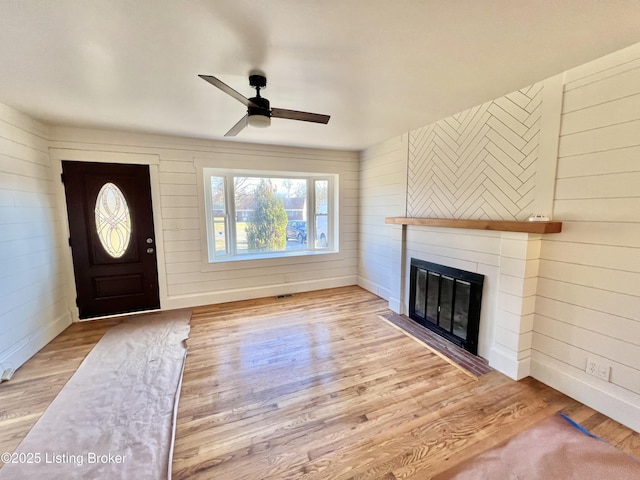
[1,286,638,479]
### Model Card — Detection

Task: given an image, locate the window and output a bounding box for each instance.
[94,182,131,258]
[203,169,337,262]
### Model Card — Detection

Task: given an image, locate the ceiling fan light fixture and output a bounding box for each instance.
[247,94,271,128]
[248,114,271,128]
[199,73,330,137]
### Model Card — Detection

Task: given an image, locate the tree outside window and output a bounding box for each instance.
[246,179,288,252]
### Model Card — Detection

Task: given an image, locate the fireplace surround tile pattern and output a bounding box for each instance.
[407,83,543,222]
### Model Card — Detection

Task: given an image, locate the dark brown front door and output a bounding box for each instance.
[62,161,160,319]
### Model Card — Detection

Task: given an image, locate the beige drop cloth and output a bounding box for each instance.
[0,309,191,480]
[433,414,640,479]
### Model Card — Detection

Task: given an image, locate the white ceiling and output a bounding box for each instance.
[1,1,640,151]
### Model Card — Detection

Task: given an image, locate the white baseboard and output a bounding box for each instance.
[531,355,640,433]
[0,312,72,378]
[163,275,358,310]
[357,276,390,301]
[489,344,531,380]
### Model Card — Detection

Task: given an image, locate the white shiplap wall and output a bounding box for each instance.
[531,43,640,431]
[358,135,408,300]
[0,104,71,376]
[48,127,359,310]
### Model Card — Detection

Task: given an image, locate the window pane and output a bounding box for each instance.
[282,179,308,251]
[235,177,295,254]
[210,176,227,256]
[315,180,328,213]
[314,180,329,248]
[314,215,328,248]
[210,176,225,216]
[95,182,131,258]
[213,218,227,254]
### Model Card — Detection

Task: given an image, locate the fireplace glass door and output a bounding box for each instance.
[409,259,484,355]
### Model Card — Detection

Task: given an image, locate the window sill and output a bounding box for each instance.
[209,248,338,264]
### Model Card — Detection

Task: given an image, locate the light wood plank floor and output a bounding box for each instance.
[1,286,638,479]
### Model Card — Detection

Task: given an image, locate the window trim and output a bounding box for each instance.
[202,167,338,263]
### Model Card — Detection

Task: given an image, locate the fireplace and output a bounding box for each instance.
[409,258,484,355]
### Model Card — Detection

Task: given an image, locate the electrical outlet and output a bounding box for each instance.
[586,358,610,381]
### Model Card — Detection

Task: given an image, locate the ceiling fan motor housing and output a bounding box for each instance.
[248,95,271,127]
[248,95,270,115]
[247,97,271,117]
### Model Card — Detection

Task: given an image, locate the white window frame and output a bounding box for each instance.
[202,168,338,262]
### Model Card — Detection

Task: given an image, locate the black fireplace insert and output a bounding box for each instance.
[409,258,484,355]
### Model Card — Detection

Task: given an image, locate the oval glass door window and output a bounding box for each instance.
[95,182,132,258]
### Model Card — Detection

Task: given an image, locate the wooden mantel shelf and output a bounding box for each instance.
[385,217,562,234]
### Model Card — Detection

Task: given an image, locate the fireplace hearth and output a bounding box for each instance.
[409,258,484,355]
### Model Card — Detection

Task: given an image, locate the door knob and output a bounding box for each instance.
[146,247,154,254]
[146,238,154,244]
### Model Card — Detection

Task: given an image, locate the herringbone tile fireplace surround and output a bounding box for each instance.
[387,77,564,381]
[408,83,542,221]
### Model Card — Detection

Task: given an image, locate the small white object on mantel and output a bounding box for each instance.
[527,214,550,222]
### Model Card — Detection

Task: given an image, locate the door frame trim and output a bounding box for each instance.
[50,148,166,322]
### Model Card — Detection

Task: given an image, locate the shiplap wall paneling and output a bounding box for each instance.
[159,156,201,295]
[532,43,640,432]
[48,127,360,309]
[182,150,359,306]
[358,135,408,300]
[0,104,71,376]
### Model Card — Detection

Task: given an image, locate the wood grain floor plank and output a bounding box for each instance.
[0,286,638,479]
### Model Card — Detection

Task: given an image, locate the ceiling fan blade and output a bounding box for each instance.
[271,108,330,124]
[224,114,248,136]
[199,75,258,108]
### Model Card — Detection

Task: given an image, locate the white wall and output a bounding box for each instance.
[0,104,71,377]
[48,127,359,311]
[358,41,640,432]
[530,42,640,431]
[358,135,407,300]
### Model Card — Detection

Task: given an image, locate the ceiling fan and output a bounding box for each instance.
[199,72,330,136]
